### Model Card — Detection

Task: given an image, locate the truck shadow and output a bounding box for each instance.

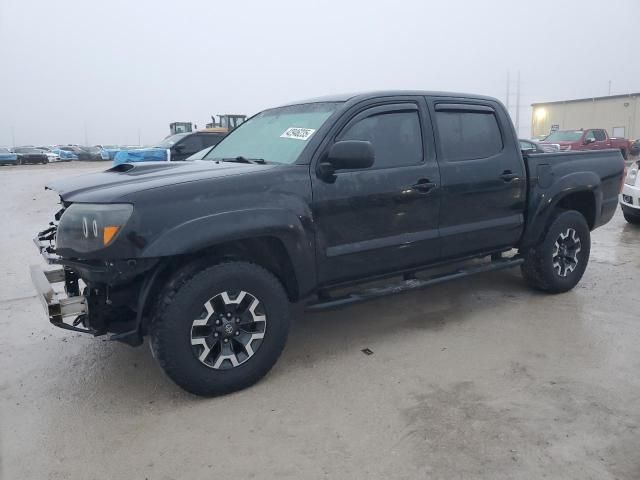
[44,268,533,407]
[281,268,529,366]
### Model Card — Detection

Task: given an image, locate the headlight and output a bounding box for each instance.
[56,203,133,252]
[626,163,639,186]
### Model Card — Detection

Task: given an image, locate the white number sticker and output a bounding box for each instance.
[280,127,316,141]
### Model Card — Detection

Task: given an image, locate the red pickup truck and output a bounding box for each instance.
[541,128,631,159]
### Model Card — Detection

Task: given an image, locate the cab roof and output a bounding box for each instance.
[280,90,499,107]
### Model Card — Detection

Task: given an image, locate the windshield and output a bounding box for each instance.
[544,130,583,142]
[156,133,190,149]
[203,102,340,164]
[0,148,10,153]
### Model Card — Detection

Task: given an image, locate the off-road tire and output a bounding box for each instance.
[521,209,591,293]
[149,261,290,396]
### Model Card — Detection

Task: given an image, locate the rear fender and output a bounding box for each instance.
[520,171,601,249]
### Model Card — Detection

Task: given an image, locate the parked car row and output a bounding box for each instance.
[113,130,227,165]
[0,144,123,165]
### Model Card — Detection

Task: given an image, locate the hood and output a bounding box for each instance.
[47,160,276,203]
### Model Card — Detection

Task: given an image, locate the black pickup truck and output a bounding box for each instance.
[31,91,624,396]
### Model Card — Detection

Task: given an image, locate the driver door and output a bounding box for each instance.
[310,99,441,285]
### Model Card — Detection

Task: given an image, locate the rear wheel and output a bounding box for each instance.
[150,261,290,396]
[521,209,591,293]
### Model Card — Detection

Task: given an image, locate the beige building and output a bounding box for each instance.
[531,93,640,140]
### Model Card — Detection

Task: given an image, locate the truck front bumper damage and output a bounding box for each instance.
[32,227,160,345]
[29,265,93,334]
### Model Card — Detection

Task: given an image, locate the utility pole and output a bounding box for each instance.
[608,80,612,96]
[515,70,521,137]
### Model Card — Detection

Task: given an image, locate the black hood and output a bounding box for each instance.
[47,161,276,203]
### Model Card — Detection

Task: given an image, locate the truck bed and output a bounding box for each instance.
[521,149,624,247]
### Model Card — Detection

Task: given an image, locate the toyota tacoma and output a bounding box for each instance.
[31,91,624,396]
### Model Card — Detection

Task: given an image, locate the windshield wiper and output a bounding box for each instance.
[220,156,266,164]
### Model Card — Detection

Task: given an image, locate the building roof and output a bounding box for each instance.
[532,92,640,107]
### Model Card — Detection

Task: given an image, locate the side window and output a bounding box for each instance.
[339,111,423,169]
[201,134,225,148]
[519,140,534,150]
[594,129,606,141]
[176,135,203,153]
[435,109,503,161]
[584,130,596,142]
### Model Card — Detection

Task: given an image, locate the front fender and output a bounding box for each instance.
[141,208,316,296]
[520,170,602,249]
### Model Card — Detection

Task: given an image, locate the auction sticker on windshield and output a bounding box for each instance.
[280,127,316,141]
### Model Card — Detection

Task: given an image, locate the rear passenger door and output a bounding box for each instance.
[429,99,526,259]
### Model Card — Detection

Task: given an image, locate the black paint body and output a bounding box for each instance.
[41,91,624,337]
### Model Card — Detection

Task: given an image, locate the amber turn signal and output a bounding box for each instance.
[103,226,120,246]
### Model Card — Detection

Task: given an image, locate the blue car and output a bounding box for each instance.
[97,145,122,161]
[0,147,18,165]
[51,147,78,161]
[113,147,168,166]
[112,132,225,165]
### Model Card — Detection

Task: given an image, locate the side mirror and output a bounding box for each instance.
[584,137,595,145]
[173,144,185,152]
[317,140,374,180]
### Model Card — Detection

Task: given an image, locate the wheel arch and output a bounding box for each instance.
[520,172,602,249]
[140,208,316,297]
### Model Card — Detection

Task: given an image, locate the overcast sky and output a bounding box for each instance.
[1,0,638,146]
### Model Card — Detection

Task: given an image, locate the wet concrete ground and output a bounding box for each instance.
[1,162,639,479]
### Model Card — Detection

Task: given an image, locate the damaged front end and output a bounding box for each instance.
[31,203,159,346]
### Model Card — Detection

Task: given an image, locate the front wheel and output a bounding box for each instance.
[521,210,591,293]
[150,261,290,396]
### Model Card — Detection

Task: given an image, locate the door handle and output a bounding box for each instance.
[411,179,437,193]
[500,170,519,182]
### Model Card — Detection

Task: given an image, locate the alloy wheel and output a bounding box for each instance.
[552,228,581,277]
[190,290,267,369]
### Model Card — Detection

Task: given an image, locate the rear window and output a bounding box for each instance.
[435,110,503,161]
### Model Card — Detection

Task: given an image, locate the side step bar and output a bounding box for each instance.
[306,256,524,311]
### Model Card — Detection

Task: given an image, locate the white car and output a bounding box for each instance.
[530,138,560,153]
[37,147,61,162]
[620,161,640,224]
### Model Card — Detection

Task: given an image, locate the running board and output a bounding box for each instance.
[306,256,524,311]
